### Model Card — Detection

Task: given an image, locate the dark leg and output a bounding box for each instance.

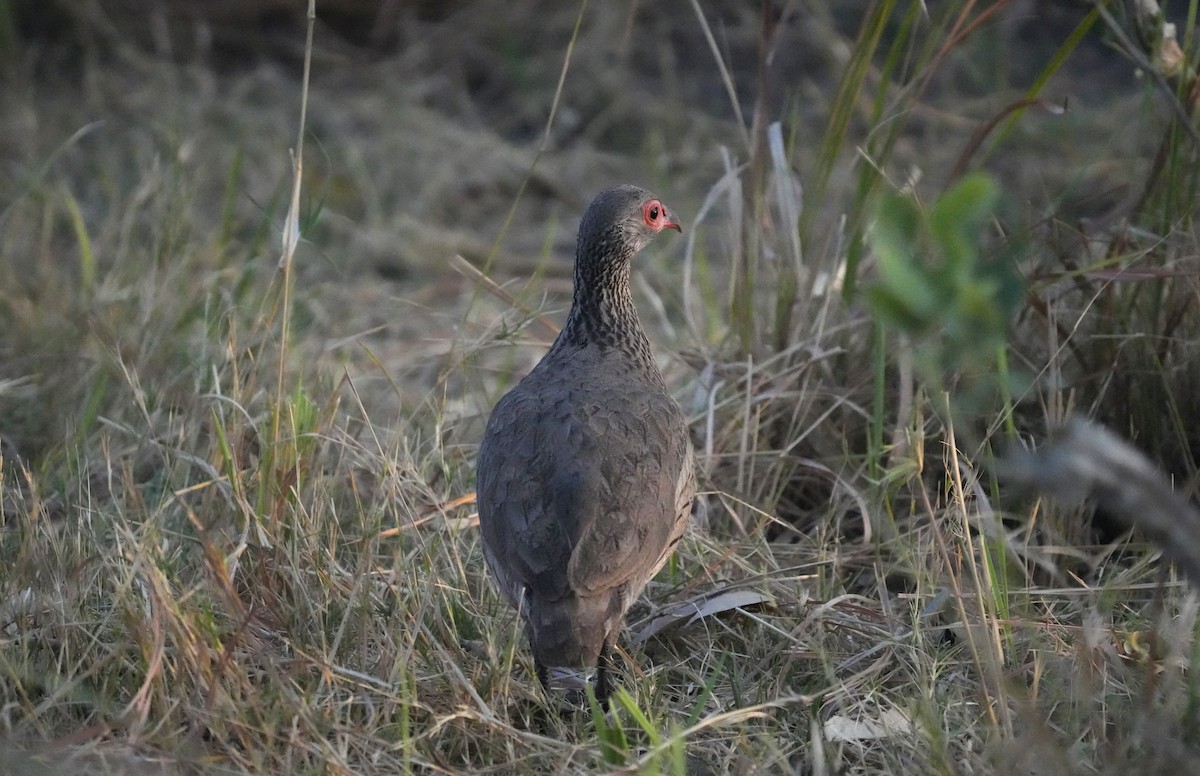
[535,658,550,693]
[594,641,613,705]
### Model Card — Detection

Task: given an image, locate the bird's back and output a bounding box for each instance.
[477,342,694,669]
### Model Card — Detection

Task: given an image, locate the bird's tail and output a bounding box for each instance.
[524,591,623,674]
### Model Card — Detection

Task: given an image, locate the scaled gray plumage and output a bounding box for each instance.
[476,184,695,703]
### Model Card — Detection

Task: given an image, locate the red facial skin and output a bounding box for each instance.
[642,199,682,233]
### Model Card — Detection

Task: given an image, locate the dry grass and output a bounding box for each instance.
[3,1,1200,773]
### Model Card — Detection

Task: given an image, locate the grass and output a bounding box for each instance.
[3,0,1200,773]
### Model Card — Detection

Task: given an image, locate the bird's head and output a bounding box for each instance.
[578,184,682,260]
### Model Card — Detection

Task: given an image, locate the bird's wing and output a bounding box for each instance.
[476,387,576,603]
[563,392,694,595]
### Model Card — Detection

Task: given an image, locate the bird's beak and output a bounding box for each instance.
[664,219,682,233]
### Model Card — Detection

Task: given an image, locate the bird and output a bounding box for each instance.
[476,184,696,705]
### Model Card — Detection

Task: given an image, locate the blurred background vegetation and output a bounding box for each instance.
[2,1,1200,773]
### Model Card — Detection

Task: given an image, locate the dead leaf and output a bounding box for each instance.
[632,588,774,644]
[824,707,913,742]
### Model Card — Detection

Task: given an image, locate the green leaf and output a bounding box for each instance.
[589,686,629,766]
[928,173,999,277]
[611,687,663,746]
[867,192,939,324]
[865,286,932,333]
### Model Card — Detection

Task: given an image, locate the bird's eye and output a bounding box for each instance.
[649,205,660,221]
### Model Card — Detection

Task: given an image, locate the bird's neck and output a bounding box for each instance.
[557,246,655,364]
